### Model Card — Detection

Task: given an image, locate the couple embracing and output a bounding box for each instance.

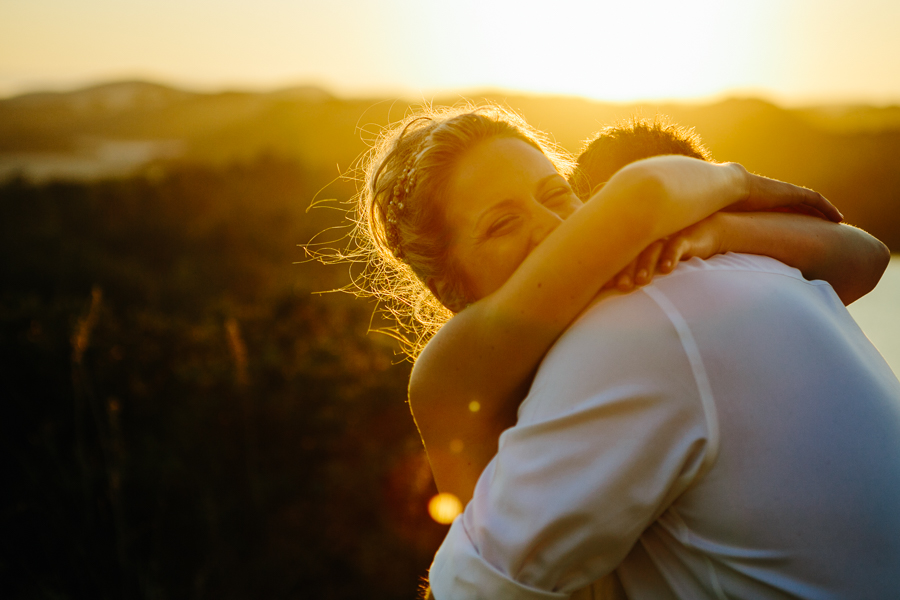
[349,106,900,599]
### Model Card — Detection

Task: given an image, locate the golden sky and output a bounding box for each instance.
[1,0,898,104]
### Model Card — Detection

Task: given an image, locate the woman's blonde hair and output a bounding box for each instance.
[344,102,574,358]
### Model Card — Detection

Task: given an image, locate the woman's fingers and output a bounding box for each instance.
[616,259,639,291]
[617,241,667,291]
[614,236,695,293]
[659,236,689,273]
[784,187,842,222]
[733,173,843,223]
[804,191,843,223]
[634,240,664,285]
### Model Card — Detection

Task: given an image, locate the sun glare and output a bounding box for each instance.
[2,0,896,103]
[421,0,767,102]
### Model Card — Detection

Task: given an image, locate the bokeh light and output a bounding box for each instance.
[428,493,463,525]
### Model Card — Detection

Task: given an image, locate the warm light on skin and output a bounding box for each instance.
[441,137,582,303]
[428,493,463,524]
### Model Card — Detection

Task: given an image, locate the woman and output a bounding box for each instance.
[351,104,887,508]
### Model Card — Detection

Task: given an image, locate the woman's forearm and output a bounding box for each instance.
[706,212,889,304]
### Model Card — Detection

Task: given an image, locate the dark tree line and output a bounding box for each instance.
[0,157,446,599]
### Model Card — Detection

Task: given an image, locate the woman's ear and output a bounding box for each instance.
[426,277,465,314]
[425,277,442,303]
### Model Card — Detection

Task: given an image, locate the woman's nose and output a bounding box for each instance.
[528,204,562,249]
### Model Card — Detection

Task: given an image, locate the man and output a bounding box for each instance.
[427,121,900,599]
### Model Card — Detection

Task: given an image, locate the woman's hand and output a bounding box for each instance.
[726,165,843,222]
[657,215,727,269]
[605,215,725,292]
[605,240,666,291]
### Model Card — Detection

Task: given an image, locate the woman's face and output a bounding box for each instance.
[441,136,583,303]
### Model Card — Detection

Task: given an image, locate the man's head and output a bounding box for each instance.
[570,118,713,200]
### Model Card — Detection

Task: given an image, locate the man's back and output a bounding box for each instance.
[430,254,900,599]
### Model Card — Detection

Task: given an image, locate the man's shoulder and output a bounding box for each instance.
[575,253,810,330]
[519,282,690,422]
[567,254,798,334]
[662,252,804,282]
[519,253,814,421]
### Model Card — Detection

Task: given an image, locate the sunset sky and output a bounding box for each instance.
[2,0,899,105]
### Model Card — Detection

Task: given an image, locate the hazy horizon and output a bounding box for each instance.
[4,77,900,110]
[3,0,899,107]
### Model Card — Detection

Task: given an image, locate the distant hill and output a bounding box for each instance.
[1,81,898,249]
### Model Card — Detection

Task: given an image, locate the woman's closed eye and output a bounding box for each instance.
[485,214,519,237]
[541,186,574,207]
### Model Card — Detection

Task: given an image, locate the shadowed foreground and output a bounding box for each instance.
[0,158,445,599]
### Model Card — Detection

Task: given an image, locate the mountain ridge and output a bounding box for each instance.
[1,80,898,250]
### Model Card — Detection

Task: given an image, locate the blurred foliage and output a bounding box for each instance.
[0,157,447,599]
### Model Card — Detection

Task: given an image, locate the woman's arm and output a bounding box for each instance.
[657,213,889,304]
[410,156,839,503]
[610,213,889,305]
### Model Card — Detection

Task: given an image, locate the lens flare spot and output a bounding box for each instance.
[428,493,463,524]
[449,439,464,453]
[468,401,481,413]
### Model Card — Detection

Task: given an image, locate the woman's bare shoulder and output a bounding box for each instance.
[409,307,481,411]
[409,299,534,420]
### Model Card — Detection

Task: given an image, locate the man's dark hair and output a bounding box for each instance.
[571,117,713,200]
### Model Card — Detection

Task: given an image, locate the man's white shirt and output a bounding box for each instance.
[430,253,900,599]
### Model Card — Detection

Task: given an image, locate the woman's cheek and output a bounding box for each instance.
[485,242,522,291]
[506,237,534,281]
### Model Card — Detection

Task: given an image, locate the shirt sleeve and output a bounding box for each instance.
[429,287,719,599]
